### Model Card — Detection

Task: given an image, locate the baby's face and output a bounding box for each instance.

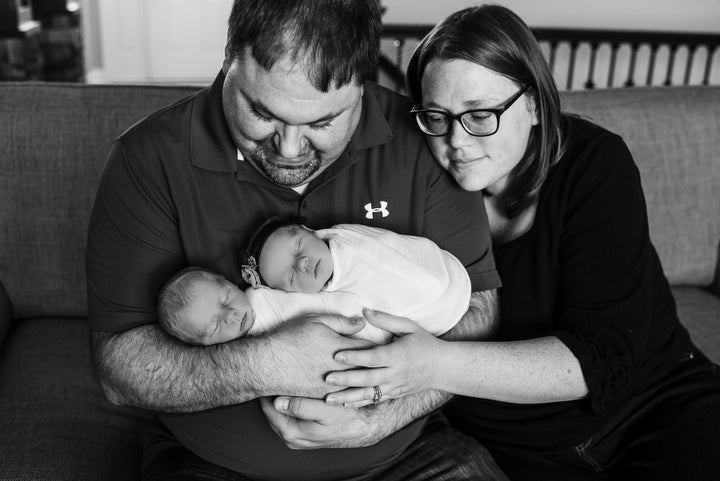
[259,225,333,292]
[183,278,255,345]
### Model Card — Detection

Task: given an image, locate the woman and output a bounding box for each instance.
[325,5,720,480]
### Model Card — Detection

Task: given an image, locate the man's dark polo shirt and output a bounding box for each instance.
[87,72,500,480]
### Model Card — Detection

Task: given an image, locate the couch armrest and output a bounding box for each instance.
[0,281,11,349]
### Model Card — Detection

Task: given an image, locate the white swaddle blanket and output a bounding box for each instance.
[246,224,471,344]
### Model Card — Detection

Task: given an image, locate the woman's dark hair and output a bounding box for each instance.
[407,4,566,218]
[227,0,381,92]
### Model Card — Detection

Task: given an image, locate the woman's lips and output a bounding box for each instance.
[450,155,486,164]
[449,155,490,169]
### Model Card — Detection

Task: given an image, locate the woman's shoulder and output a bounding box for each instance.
[537,115,643,213]
[561,114,624,155]
[554,114,638,182]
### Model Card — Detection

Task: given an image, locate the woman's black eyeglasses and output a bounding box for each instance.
[411,85,530,137]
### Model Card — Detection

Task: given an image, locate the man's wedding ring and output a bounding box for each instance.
[372,385,383,405]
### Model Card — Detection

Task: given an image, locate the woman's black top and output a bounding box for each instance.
[446,115,696,451]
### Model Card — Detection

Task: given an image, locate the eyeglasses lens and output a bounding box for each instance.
[416,111,498,136]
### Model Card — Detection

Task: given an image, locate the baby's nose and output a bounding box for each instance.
[296,256,309,272]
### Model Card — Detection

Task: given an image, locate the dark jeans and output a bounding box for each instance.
[487,351,720,481]
[142,412,509,481]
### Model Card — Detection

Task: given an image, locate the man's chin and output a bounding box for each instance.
[257,169,311,187]
[261,164,325,187]
[270,159,314,170]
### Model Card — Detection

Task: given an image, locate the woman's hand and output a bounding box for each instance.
[324,309,444,408]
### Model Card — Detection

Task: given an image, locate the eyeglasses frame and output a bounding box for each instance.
[411,84,531,137]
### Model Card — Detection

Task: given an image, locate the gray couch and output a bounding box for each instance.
[0,82,718,480]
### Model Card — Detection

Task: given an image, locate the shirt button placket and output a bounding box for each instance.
[297,199,308,224]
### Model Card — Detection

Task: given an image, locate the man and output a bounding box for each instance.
[86,1,505,480]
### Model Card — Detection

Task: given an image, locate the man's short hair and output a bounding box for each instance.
[157,267,224,344]
[226,0,381,91]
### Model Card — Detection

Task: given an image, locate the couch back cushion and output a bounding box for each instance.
[0,83,200,320]
[1,84,718,320]
[561,87,720,287]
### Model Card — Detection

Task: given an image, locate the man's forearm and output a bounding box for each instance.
[447,289,499,341]
[91,314,370,412]
[91,325,271,412]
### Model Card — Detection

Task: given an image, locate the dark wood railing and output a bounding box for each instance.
[379,24,720,92]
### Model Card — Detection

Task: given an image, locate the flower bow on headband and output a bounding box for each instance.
[239,251,262,288]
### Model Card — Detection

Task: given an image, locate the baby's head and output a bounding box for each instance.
[157,267,255,345]
[241,218,333,293]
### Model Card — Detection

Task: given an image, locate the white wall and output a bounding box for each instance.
[82,0,720,85]
[382,0,720,32]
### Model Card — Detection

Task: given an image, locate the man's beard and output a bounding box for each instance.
[250,136,322,187]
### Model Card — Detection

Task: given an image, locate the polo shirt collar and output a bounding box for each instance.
[350,83,394,151]
[189,71,394,174]
[190,71,236,172]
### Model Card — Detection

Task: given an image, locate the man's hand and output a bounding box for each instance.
[260,396,382,449]
[262,313,375,399]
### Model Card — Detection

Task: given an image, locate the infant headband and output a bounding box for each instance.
[238,216,296,288]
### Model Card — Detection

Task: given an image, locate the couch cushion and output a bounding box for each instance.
[672,286,720,363]
[562,87,720,287]
[0,83,201,320]
[0,317,152,480]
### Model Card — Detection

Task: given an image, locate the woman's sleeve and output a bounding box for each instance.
[550,133,658,414]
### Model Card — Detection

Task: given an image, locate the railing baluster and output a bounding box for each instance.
[684,44,697,85]
[567,41,578,89]
[585,42,598,89]
[647,44,658,86]
[664,44,678,86]
[608,42,619,87]
[625,43,639,87]
[548,41,558,72]
[703,45,717,86]
[394,38,405,92]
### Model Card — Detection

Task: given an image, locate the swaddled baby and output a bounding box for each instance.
[157,218,471,346]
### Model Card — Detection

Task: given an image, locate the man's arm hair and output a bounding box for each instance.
[90,314,370,412]
[90,324,269,412]
[443,289,499,341]
[363,289,498,435]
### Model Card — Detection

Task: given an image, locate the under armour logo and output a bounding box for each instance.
[364,201,389,219]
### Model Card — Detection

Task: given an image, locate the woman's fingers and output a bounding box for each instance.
[362,309,419,335]
[326,366,388,387]
[325,385,394,407]
[325,386,375,406]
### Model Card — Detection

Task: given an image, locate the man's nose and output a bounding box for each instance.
[274,124,305,158]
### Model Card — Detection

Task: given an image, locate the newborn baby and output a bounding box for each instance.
[157,220,470,346]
